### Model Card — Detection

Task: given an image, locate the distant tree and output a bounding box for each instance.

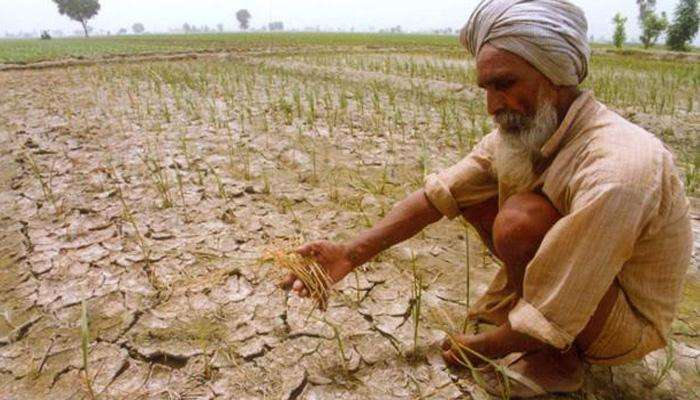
[52,0,100,38]
[636,0,657,21]
[268,21,284,31]
[636,0,668,48]
[132,23,145,34]
[217,23,224,32]
[666,0,699,51]
[640,11,669,48]
[182,23,191,33]
[41,30,52,40]
[117,28,127,35]
[236,9,251,30]
[612,13,628,48]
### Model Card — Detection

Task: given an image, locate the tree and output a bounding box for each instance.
[52,0,100,38]
[612,13,628,48]
[217,23,224,32]
[640,11,669,48]
[637,0,657,21]
[236,9,251,31]
[636,0,668,48]
[132,23,145,34]
[268,21,284,31]
[666,0,699,51]
[117,28,127,35]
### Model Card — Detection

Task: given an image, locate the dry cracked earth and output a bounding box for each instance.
[0,51,698,400]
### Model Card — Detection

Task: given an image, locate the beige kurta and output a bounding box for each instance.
[424,91,693,361]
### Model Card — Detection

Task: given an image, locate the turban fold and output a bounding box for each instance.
[461,0,590,86]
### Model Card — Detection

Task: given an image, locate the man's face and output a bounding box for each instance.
[476,44,558,135]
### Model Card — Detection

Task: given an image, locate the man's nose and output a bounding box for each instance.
[486,90,505,116]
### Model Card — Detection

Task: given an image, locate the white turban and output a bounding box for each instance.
[461,0,590,86]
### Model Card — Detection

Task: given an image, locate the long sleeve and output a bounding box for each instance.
[424,131,499,219]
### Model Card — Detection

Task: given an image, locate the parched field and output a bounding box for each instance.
[0,34,698,399]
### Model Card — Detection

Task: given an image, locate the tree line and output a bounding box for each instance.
[47,0,699,52]
[612,0,698,51]
[48,1,256,38]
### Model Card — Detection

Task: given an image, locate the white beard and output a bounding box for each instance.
[493,99,559,195]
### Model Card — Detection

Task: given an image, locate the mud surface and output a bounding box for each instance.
[0,51,697,399]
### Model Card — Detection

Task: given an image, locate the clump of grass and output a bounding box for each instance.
[410,252,423,358]
[112,175,150,261]
[262,245,333,311]
[202,159,228,200]
[107,160,169,296]
[140,144,174,208]
[681,156,698,195]
[314,316,349,371]
[644,342,676,388]
[81,299,96,400]
[23,152,62,216]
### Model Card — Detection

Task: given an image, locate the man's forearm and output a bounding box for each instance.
[344,190,443,267]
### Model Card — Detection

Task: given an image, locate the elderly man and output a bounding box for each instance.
[282,0,693,396]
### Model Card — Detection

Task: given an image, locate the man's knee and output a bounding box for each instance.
[492,192,561,267]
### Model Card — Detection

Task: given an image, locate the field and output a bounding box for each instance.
[0,33,698,399]
[1,32,698,65]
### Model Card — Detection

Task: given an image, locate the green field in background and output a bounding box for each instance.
[0,33,462,64]
[1,32,697,64]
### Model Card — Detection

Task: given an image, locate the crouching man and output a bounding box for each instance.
[282,0,693,396]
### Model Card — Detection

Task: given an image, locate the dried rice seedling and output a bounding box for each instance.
[262,245,334,311]
[81,299,96,400]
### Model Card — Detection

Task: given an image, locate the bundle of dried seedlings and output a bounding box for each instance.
[262,246,334,310]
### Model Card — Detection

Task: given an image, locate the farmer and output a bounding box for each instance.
[282,0,693,396]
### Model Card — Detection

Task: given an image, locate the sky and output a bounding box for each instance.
[1,0,698,45]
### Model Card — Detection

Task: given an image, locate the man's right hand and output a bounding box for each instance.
[279,190,443,300]
[279,241,356,298]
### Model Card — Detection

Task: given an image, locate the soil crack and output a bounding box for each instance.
[119,342,192,369]
[284,369,308,400]
[0,315,42,345]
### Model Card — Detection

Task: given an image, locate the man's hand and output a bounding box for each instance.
[279,190,442,301]
[441,323,549,367]
[441,333,488,367]
[279,241,355,298]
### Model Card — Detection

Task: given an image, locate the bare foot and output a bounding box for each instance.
[482,348,584,398]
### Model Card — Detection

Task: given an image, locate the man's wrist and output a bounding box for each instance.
[485,323,548,357]
[343,241,365,268]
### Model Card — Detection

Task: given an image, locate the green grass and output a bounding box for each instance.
[0,32,461,64]
[1,33,697,65]
[591,42,700,52]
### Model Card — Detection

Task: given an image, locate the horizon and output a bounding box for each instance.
[1,0,698,46]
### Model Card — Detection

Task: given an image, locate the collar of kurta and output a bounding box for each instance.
[539,90,598,159]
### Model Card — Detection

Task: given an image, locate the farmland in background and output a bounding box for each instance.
[0,33,698,399]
